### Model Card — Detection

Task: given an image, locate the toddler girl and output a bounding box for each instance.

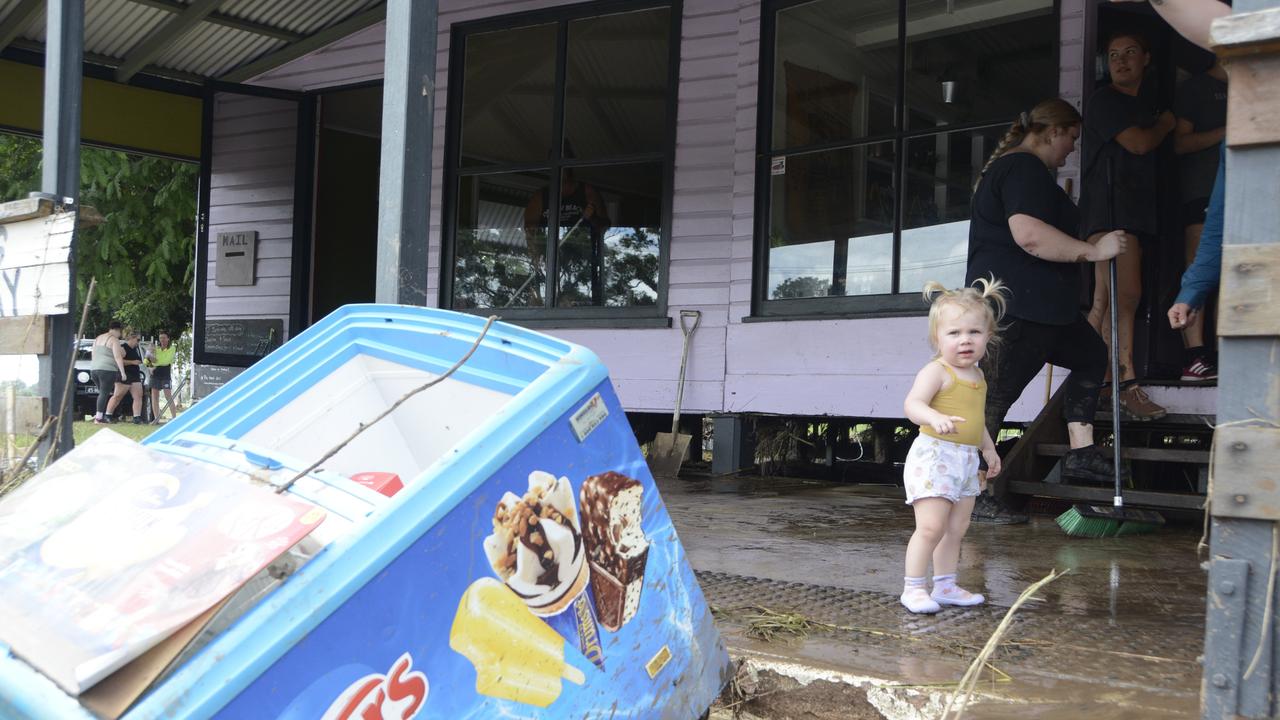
[900,278,1007,614]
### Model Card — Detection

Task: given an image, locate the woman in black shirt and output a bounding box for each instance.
[966,98,1128,500]
[1079,32,1176,419]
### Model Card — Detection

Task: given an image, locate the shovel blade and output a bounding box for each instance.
[648,431,692,479]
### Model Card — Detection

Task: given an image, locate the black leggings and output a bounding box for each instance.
[982,315,1107,439]
[92,369,119,415]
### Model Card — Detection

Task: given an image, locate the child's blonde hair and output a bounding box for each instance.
[922,276,1008,353]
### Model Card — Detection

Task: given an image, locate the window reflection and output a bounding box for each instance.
[899,126,1004,292]
[551,163,661,307]
[460,24,557,167]
[452,172,548,309]
[565,9,670,160]
[767,142,895,299]
[772,0,898,151]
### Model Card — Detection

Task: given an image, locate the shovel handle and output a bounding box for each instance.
[671,310,702,434]
[1106,157,1123,508]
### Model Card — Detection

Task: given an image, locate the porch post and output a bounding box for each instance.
[374,0,437,306]
[39,0,82,458]
[1200,4,1280,718]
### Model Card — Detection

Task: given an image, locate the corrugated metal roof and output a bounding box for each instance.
[0,0,386,85]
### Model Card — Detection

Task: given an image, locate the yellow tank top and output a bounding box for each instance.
[918,360,986,447]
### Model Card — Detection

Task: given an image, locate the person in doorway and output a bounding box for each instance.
[965,99,1130,524]
[522,166,610,307]
[1079,31,1176,421]
[1172,58,1227,382]
[146,331,182,423]
[900,279,1007,614]
[118,331,146,424]
[90,320,127,424]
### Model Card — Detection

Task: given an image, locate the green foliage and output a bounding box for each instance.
[0,133,196,336]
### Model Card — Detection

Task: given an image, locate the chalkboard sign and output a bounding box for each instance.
[193,364,243,399]
[203,318,284,358]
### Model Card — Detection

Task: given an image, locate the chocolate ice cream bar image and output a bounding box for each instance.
[579,471,649,631]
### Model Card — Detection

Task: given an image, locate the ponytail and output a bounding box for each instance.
[922,275,1009,352]
[972,98,1082,193]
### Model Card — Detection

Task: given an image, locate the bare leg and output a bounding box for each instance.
[1114,241,1142,382]
[905,498,951,578]
[105,382,129,415]
[1068,422,1096,450]
[932,495,976,576]
[1092,236,1143,383]
[150,387,161,420]
[164,387,181,416]
[130,383,143,419]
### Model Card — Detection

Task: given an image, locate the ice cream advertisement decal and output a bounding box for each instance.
[451,468,652,707]
[225,381,727,720]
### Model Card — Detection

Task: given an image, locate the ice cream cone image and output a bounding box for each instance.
[450,578,585,708]
[483,471,589,614]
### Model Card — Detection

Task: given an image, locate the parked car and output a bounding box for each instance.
[74,339,150,420]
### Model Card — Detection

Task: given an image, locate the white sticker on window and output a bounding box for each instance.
[570,392,609,442]
[770,157,786,175]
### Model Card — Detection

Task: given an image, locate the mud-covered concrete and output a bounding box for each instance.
[663,476,1205,718]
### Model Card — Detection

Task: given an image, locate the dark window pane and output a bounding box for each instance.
[564,8,670,160]
[772,0,898,151]
[460,23,557,167]
[552,163,662,307]
[767,142,895,299]
[452,172,548,309]
[904,1,1056,131]
[898,126,1005,292]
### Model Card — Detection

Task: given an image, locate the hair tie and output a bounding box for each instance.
[1018,111,1031,129]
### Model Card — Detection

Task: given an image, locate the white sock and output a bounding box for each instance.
[931,573,985,606]
[901,576,940,614]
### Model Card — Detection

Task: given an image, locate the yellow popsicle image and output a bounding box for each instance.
[450,577,586,708]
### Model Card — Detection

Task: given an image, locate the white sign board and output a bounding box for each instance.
[0,211,75,317]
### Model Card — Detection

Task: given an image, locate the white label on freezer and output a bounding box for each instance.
[570,393,609,442]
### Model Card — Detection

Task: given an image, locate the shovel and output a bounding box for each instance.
[648,310,702,479]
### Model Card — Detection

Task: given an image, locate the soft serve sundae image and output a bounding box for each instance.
[483,471,588,616]
[481,470,606,672]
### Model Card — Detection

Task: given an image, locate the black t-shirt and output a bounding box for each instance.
[1174,73,1227,201]
[122,344,143,384]
[1079,84,1161,237]
[966,152,1082,325]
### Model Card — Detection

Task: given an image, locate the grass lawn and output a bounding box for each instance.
[72,420,163,444]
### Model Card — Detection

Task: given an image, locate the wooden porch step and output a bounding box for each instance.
[1036,443,1210,464]
[1092,412,1215,428]
[1007,480,1205,510]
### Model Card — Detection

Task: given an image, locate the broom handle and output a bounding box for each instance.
[1106,157,1123,509]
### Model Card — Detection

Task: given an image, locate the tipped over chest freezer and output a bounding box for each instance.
[0,305,730,720]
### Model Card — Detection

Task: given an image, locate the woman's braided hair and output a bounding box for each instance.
[972,98,1082,193]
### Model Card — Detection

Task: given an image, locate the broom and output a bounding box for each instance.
[1056,158,1165,537]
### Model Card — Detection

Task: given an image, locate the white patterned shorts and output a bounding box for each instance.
[903,434,982,505]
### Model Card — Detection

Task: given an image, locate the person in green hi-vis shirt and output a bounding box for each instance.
[145,331,183,423]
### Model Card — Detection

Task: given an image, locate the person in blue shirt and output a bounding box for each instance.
[1168,144,1224,331]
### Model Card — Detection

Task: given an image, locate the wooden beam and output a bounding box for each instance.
[1211,7,1280,58]
[219,4,387,84]
[1211,426,1280,521]
[0,395,48,436]
[0,196,54,224]
[1218,244,1280,336]
[124,0,303,43]
[116,0,226,83]
[0,0,43,54]
[0,316,49,355]
[1006,480,1205,510]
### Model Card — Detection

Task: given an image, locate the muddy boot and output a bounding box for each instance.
[1116,383,1167,422]
[1062,445,1128,485]
[969,492,1028,525]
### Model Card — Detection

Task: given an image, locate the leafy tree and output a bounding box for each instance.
[0,132,196,336]
[773,275,831,299]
